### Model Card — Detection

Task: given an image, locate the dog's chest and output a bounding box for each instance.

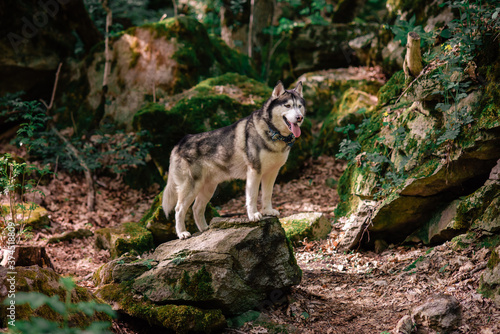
[259,149,290,173]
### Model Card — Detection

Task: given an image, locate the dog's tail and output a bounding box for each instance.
[162,175,177,219]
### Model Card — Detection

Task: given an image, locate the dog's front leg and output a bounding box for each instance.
[261,168,280,217]
[246,168,263,221]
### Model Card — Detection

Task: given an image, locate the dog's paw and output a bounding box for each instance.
[248,212,263,222]
[262,208,280,217]
[178,231,192,240]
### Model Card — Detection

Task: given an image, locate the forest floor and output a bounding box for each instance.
[5,149,500,334]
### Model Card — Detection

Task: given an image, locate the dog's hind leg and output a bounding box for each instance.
[246,168,263,221]
[192,182,217,233]
[260,167,280,217]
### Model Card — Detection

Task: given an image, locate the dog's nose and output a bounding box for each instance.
[296,115,303,123]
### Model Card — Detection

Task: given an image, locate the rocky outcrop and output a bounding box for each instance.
[479,246,500,306]
[57,16,256,133]
[280,212,332,245]
[0,0,101,99]
[394,294,462,334]
[335,36,500,250]
[95,222,154,258]
[94,216,302,331]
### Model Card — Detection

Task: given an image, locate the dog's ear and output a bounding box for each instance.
[272,81,285,98]
[294,81,303,97]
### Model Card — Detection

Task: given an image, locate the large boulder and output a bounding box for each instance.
[56,16,256,133]
[94,217,302,330]
[335,32,500,250]
[0,0,101,99]
[295,67,384,118]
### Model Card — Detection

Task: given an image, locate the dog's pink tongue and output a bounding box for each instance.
[291,123,301,138]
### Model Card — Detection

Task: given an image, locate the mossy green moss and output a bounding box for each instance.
[97,282,225,333]
[178,266,215,300]
[95,222,154,258]
[377,70,405,107]
[281,218,312,245]
[0,266,110,328]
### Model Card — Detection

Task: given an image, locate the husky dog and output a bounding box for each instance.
[162,81,305,239]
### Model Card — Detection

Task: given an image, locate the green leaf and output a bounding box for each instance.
[440,28,452,38]
[59,277,76,292]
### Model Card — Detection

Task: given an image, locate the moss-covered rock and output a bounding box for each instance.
[1,203,50,230]
[280,212,332,246]
[139,191,219,245]
[94,217,301,328]
[95,222,154,258]
[289,23,381,77]
[96,282,226,333]
[315,88,379,156]
[334,46,500,250]
[479,246,500,306]
[296,67,384,119]
[57,16,256,133]
[0,265,110,328]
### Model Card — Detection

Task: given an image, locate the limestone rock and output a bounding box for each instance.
[412,294,462,333]
[479,246,500,306]
[58,16,256,133]
[289,23,381,77]
[95,222,154,258]
[295,67,384,118]
[96,282,226,333]
[280,212,332,245]
[95,217,302,320]
[337,200,377,250]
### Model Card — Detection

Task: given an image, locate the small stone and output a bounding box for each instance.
[412,294,462,333]
[95,222,154,258]
[394,315,414,334]
[279,212,332,245]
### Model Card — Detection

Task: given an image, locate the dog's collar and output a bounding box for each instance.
[268,128,295,147]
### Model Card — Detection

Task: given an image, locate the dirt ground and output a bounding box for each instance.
[8,153,500,333]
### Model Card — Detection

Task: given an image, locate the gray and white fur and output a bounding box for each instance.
[162,81,306,239]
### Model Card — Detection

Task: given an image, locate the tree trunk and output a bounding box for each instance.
[404,32,423,80]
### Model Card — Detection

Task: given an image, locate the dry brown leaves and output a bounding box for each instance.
[29,172,157,281]
[219,156,345,220]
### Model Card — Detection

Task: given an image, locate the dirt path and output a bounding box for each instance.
[226,242,499,333]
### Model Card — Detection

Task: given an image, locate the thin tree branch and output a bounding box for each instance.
[40,63,62,111]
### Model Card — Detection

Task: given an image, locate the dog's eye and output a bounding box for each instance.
[298,105,303,109]
[284,104,291,108]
